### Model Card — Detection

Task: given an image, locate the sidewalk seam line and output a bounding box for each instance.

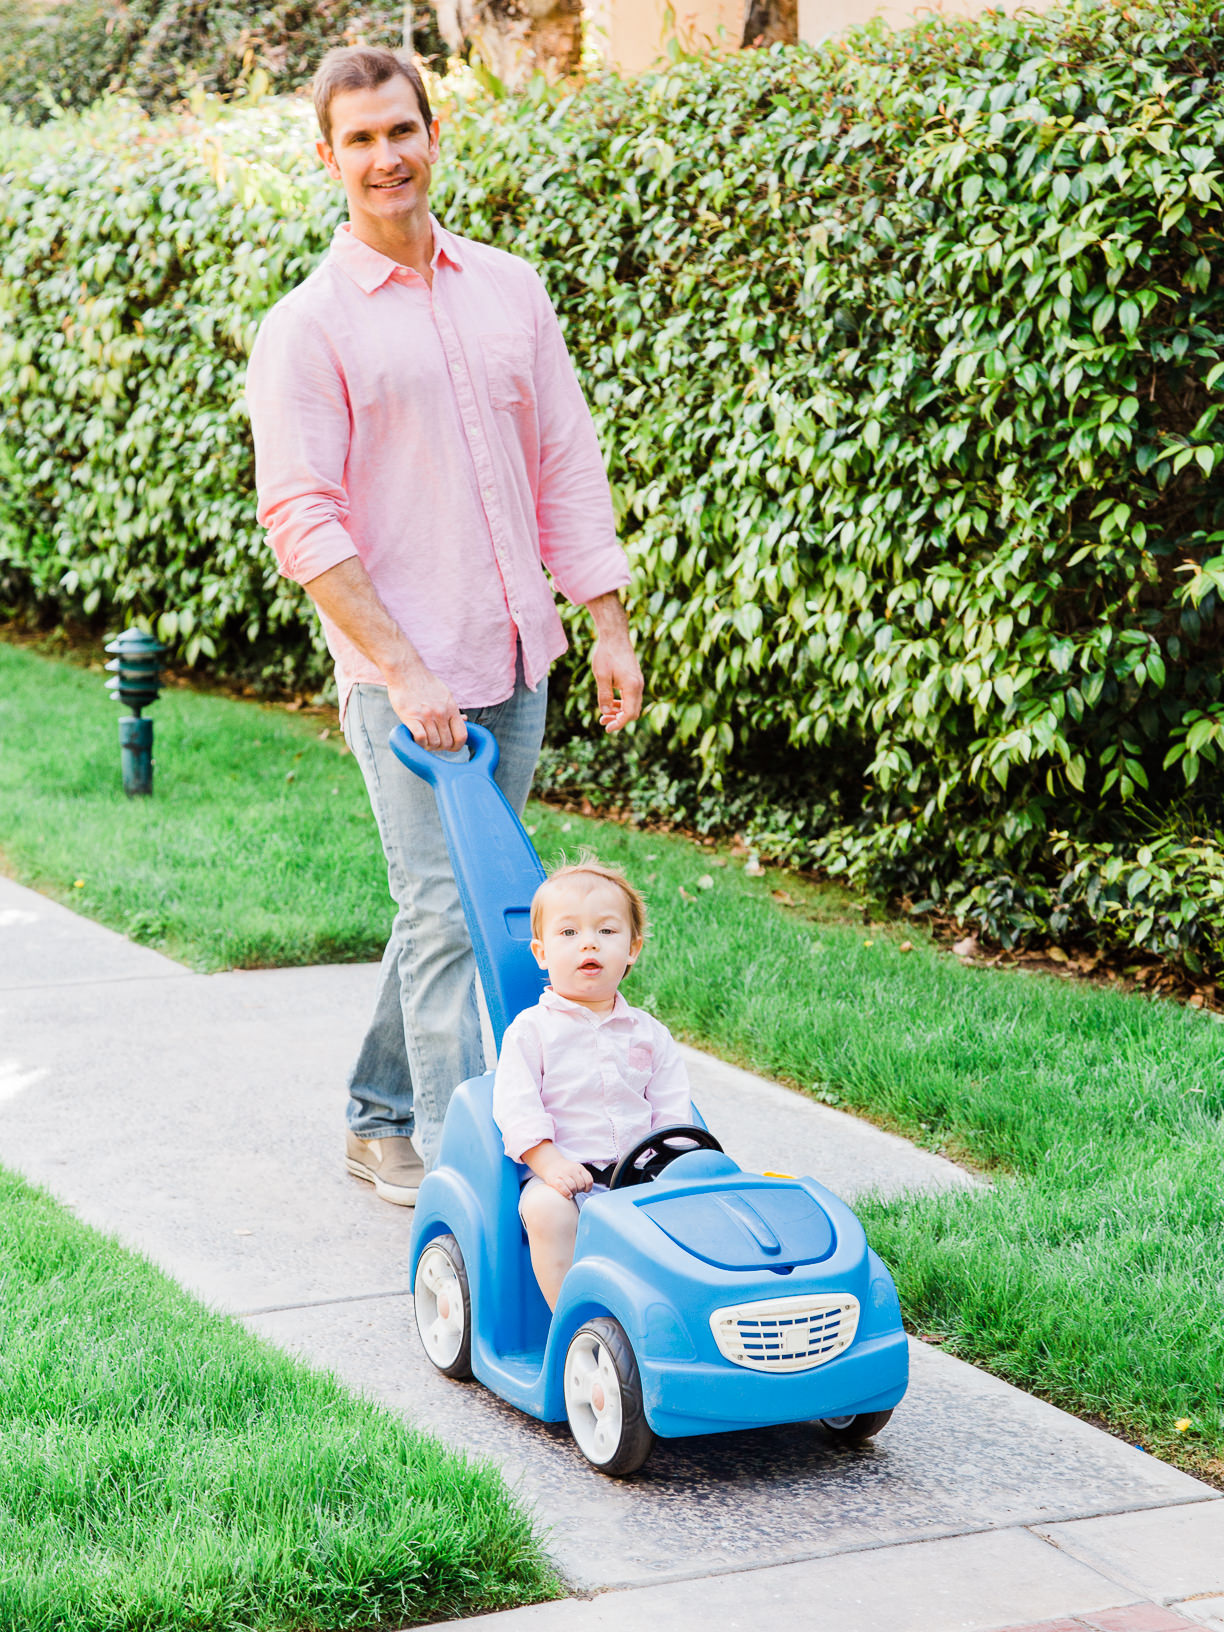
[237,1288,413,1317]
[0,971,195,993]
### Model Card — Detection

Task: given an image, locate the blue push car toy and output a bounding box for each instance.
[393,723,908,1476]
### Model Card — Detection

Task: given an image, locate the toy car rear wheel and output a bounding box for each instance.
[563,1317,654,1476]
[818,1409,894,1444]
[414,1234,472,1379]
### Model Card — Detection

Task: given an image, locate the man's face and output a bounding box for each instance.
[317,77,440,246]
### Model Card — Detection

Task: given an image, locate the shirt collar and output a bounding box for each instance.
[329,216,464,293]
[540,987,632,1025]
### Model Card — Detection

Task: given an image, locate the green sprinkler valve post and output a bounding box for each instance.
[104,628,166,796]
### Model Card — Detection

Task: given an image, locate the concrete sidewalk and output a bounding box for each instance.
[1,874,1221,1632]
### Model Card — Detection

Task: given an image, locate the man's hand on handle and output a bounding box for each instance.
[387,662,467,752]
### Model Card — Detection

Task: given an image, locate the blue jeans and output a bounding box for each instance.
[342,665,548,1168]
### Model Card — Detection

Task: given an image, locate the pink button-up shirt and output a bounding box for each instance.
[245,220,629,716]
[493,987,693,1166]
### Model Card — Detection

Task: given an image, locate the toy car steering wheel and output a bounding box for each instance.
[607,1125,724,1190]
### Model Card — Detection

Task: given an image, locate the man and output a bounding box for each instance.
[246,45,641,1207]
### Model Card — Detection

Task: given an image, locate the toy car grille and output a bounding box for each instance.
[709,1294,860,1373]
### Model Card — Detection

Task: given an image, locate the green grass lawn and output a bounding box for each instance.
[0,642,387,970]
[4,639,1223,1497]
[0,1169,556,1632]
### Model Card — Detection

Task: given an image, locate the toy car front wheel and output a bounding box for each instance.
[413,1234,472,1379]
[818,1409,894,1444]
[563,1317,654,1476]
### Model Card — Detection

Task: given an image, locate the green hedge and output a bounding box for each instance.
[3,0,1224,967]
[0,95,337,689]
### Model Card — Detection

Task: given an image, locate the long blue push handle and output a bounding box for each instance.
[388,721,548,1055]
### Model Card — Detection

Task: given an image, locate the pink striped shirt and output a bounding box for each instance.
[245,220,629,716]
[493,988,693,1166]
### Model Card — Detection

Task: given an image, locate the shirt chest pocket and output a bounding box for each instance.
[482,331,534,411]
[622,1043,654,1097]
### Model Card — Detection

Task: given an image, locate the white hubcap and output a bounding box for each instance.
[564,1331,624,1464]
[415,1245,465,1368]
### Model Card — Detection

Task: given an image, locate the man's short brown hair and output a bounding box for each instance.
[312,46,433,147]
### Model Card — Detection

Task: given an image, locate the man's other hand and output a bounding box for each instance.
[586,591,643,733]
[389,665,467,751]
[593,638,644,732]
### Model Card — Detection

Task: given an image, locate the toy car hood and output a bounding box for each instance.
[632,1152,836,1272]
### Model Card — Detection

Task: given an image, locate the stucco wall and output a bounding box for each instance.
[586,0,745,71]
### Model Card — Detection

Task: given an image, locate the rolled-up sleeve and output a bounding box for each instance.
[645,1021,693,1129]
[245,305,360,586]
[527,271,630,607]
[492,1013,555,1161]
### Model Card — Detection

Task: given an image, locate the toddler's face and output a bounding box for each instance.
[531,879,642,1012]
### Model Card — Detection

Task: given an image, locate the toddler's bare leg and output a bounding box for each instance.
[520,1183,581,1309]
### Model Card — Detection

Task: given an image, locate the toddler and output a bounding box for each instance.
[492,862,692,1307]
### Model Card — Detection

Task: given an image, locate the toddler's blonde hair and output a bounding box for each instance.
[530,859,648,947]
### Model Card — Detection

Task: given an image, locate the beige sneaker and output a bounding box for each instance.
[345,1131,425,1206]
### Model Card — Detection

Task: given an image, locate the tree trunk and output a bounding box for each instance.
[741,0,796,47]
[431,0,582,88]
